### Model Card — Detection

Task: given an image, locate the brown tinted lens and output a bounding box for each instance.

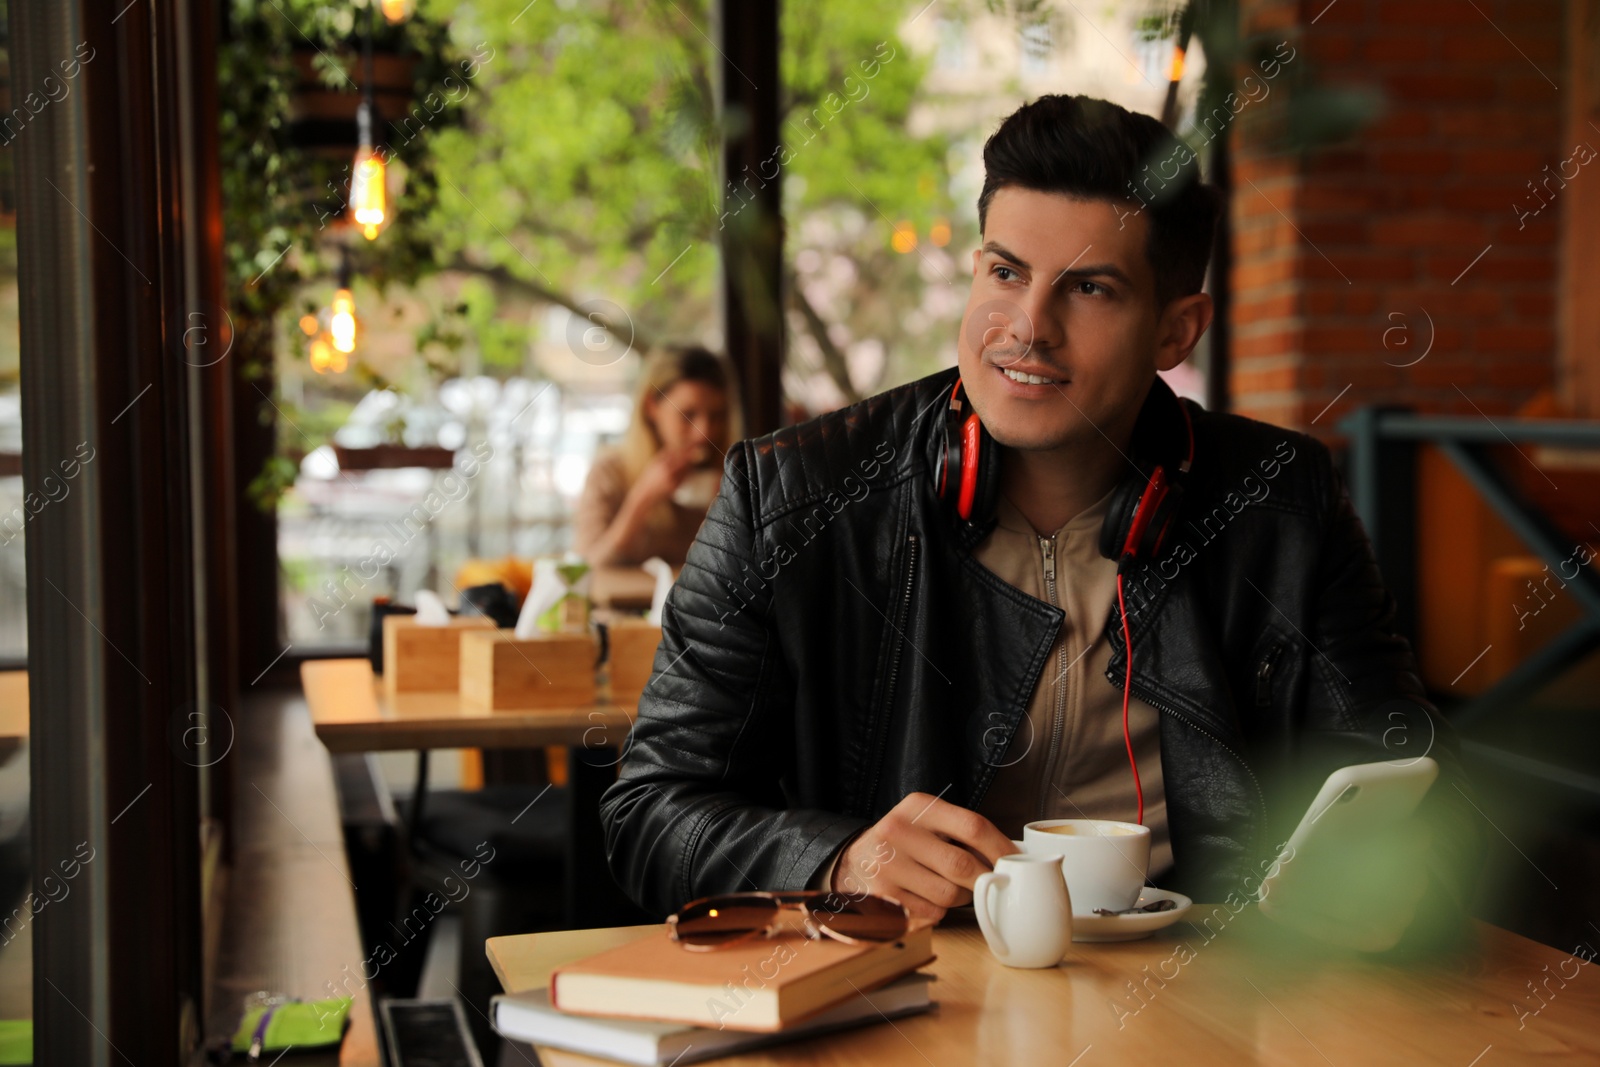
[673,896,781,946]
[809,893,909,942]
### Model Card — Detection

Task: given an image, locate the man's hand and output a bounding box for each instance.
[1257,819,1432,953]
[830,792,1020,922]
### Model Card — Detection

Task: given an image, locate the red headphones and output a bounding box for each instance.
[934,375,1197,825]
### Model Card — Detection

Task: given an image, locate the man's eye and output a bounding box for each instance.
[1076,280,1109,297]
[993,265,1018,282]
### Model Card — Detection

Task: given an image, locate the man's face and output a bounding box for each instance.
[957,186,1168,453]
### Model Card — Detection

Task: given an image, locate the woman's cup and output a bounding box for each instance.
[1021,819,1151,915]
[972,852,1074,968]
[671,466,721,509]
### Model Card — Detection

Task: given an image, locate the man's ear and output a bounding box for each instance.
[971,247,982,276]
[1155,292,1214,372]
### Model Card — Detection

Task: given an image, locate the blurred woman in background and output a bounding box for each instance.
[574,345,736,568]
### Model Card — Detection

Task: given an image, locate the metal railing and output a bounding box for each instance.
[1340,406,1600,795]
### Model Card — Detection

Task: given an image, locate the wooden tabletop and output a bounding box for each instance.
[0,672,28,740]
[590,566,675,612]
[487,913,1600,1065]
[301,659,634,753]
[0,672,29,764]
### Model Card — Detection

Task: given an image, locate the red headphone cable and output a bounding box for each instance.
[1116,572,1145,826]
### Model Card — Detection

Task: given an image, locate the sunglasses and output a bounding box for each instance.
[666,891,911,951]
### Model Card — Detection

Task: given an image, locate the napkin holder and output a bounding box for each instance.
[382,614,495,694]
[460,629,598,710]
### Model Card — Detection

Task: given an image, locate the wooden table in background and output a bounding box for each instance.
[300,659,640,927]
[301,658,634,754]
[589,566,677,613]
[487,914,1600,1066]
[0,672,28,764]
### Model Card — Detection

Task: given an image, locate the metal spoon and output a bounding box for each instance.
[1091,898,1178,917]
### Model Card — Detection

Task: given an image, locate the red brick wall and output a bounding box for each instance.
[1230,0,1566,438]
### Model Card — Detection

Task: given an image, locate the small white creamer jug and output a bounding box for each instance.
[973,852,1074,968]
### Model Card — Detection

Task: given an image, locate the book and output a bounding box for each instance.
[494,971,935,1066]
[549,923,936,1032]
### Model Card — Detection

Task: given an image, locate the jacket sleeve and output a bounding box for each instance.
[598,441,871,918]
[1294,445,1486,950]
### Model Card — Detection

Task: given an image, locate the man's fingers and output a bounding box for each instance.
[878,847,972,911]
[905,796,1016,864]
[896,861,972,911]
[905,832,993,891]
[876,886,946,924]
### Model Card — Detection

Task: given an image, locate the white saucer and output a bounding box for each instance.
[1071,887,1192,942]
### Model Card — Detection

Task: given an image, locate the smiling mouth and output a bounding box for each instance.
[997,365,1067,386]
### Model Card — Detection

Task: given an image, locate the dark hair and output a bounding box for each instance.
[662,344,730,390]
[977,95,1222,309]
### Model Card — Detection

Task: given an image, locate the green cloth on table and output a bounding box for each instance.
[231,997,352,1053]
[0,1020,30,1065]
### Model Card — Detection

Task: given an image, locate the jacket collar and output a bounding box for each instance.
[913,366,1237,739]
[915,366,1192,546]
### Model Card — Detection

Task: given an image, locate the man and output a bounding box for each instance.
[600,95,1482,951]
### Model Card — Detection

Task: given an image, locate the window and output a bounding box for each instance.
[1020,21,1052,78]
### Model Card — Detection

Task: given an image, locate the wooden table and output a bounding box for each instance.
[0,672,29,764]
[590,566,676,613]
[301,659,634,754]
[300,659,641,927]
[487,913,1600,1065]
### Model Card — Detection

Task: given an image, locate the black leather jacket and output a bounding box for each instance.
[600,367,1483,923]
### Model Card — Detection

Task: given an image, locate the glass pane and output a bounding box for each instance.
[782,2,1210,411]
[256,2,720,650]
[0,0,36,1032]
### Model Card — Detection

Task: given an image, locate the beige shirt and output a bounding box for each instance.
[571,449,707,569]
[816,484,1174,892]
[971,485,1172,883]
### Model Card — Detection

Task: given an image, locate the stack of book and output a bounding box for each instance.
[491,922,937,1066]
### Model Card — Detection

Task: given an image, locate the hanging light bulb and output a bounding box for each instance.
[310,336,334,374]
[330,288,358,354]
[351,149,387,240]
[890,220,918,254]
[349,100,388,241]
[380,0,413,21]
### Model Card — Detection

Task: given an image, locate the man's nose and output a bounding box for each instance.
[1012,287,1062,352]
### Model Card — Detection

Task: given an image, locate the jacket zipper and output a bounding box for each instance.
[1036,534,1068,821]
[1105,663,1269,823]
[862,534,918,813]
[1255,645,1283,708]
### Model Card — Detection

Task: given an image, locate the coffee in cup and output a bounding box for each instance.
[1020,818,1151,915]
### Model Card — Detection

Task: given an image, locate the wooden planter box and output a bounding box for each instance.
[334,444,457,471]
[607,619,664,706]
[288,48,417,157]
[460,630,598,710]
[382,615,495,694]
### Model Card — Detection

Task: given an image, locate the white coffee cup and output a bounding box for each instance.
[671,466,721,509]
[972,852,1074,968]
[1020,819,1151,915]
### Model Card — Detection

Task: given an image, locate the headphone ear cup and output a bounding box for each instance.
[1141,480,1185,559]
[969,417,1000,522]
[1098,474,1146,563]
